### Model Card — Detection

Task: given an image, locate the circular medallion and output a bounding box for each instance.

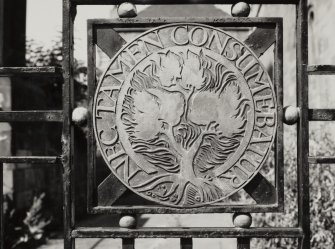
[93,23,277,207]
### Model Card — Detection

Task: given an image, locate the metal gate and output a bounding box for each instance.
[1,0,334,249]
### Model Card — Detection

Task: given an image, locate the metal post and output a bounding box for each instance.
[296,0,310,248]
[0,163,3,249]
[180,238,193,249]
[62,0,76,248]
[122,239,135,249]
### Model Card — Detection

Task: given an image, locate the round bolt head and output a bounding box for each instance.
[117,3,137,18]
[72,106,88,126]
[231,2,251,17]
[233,213,252,228]
[119,215,137,228]
[283,106,300,125]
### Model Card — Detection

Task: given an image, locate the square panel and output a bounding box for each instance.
[87,17,283,214]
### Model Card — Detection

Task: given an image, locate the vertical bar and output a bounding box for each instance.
[62,0,76,248]
[237,238,250,249]
[296,0,310,248]
[87,21,97,211]
[0,0,4,67]
[275,20,284,210]
[122,238,135,249]
[0,163,3,249]
[180,238,192,249]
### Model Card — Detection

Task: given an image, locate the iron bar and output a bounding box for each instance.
[88,17,281,27]
[180,238,192,249]
[72,0,299,5]
[307,65,335,75]
[62,0,76,248]
[0,163,3,249]
[237,238,250,249]
[72,227,304,238]
[90,205,281,214]
[308,156,335,164]
[308,109,335,121]
[122,238,135,249]
[0,66,62,76]
[0,156,60,164]
[296,0,310,248]
[0,111,63,122]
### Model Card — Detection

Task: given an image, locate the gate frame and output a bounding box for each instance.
[3,0,334,249]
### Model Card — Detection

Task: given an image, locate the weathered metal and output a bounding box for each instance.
[71,226,304,238]
[231,2,251,17]
[307,64,335,75]
[87,17,283,214]
[62,1,76,249]
[0,0,321,248]
[118,2,138,18]
[0,111,63,122]
[296,0,310,248]
[283,106,300,125]
[0,66,62,76]
[72,0,299,5]
[308,156,335,164]
[308,109,335,121]
[93,22,278,208]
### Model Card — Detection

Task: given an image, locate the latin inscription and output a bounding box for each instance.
[93,23,277,207]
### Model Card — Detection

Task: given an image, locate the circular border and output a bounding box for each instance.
[93,23,277,207]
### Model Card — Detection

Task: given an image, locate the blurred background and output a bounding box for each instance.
[1,1,335,248]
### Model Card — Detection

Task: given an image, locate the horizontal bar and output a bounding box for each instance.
[308,156,335,164]
[90,204,281,214]
[308,65,335,75]
[72,227,304,239]
[0,67,62,76]
[73,0,298,5]
[88,17,282,27]
[0,156,61,164]
[308,109,335,121]
[0,111,63,122]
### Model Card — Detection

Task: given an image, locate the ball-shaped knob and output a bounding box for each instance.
[71,107,88,126]
[119,215,137,228]
[283,106,300,125]
[231,2,251,17]
[117,3,137,18]
[233,213,252,228]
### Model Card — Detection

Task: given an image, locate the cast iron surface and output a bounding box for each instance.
[93,23,277,207]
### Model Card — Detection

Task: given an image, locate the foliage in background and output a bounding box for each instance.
[4,193,52,249]
[25,38,88,107]
[253,127,335,248]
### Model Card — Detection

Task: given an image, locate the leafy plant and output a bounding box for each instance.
[253,126,335,248]
[4,193,52,249]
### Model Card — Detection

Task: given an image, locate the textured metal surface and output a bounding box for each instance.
[307,64,335,75]
[308,156,335,164]
[93,23,277,208]
[0,66,62,76]
[0,156,60,164]
[180,238,192,249]
[0,111,63,122]
[308,109,335,121]
[62,1,76,249]
[296,1,310,248]
[72,0,299,5]
[71,227,304,238]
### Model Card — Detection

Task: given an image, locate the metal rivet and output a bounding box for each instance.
[231,2,251,17]
[71,106,88,126]
[117,3,137,18]
[233,213,252,228]
[119,215,137,228]
[283,106,300,125]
